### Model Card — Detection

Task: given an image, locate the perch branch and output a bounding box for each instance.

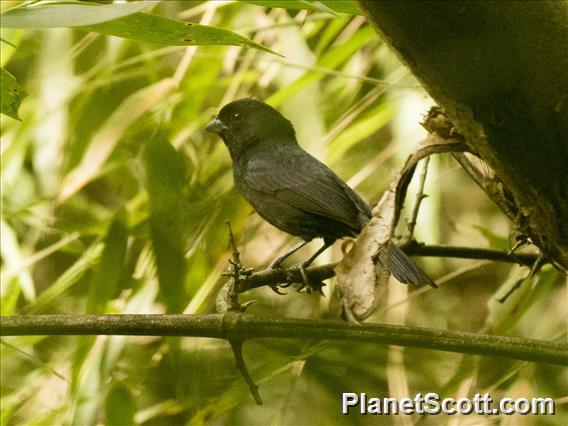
[2,313,566,365]
[234,243,541,292]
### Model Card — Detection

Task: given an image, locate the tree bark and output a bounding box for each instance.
[357,1,568,268]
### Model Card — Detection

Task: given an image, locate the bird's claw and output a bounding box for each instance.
[242,267,255,276]
[266,261,326,295]
[267,262,289,294]
[291,263,326,294]
[269,284,286,295]
[299,264,309,285]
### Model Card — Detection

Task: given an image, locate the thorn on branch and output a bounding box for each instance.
[496,275,527,304]
[407,156,431,240]
[507,237,529,256]
[496,253,546,304]
[230,340,263,405]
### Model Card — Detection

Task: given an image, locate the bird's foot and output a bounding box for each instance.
[269,284,286,295]
[265,261,291,294]
[291,262,325,295]
[265,261,325,295]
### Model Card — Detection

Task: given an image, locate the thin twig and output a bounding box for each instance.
[496,253,547,304]
[218,222,254,312]
[227,243,542,293]
[401,242,539,264]
[407,156,430,239]
[391,133,469,229]
[226,221,242,280]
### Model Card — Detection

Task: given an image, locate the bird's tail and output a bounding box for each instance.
[389,243,437,288]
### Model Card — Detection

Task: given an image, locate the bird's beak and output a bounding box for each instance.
[205,117,228,135]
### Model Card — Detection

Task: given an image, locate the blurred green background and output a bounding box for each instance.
[1,1,566,425]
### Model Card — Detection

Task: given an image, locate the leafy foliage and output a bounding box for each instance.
[1,1,565,425]
[0,67,26,119]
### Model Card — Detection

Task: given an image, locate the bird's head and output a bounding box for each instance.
[206,98,296,158]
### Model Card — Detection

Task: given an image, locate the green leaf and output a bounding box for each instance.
[0,1,150,28]
[473,225,510,250]
[26,242,103,314]
[267,26,376,106]
[243,0,361,15]
[244,1,335,13]
[80,12,279,55]
[86,212,128,313]
[0,219,35,301]
[58,79,174,203]
[105,383,136,426]
[144,138,191,313]
[1,1,280,55]
[1,67,26,120]
[320,0,361,14]
[486,265,532,334]
[328,103,394,163]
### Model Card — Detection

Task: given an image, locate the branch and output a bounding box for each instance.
[1,313,566,365]
[218,223,262,404]
[402,243,540,264]
[236,244,540,292]
[406,156,430,239]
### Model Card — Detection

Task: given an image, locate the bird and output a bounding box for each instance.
[206,98,436,288]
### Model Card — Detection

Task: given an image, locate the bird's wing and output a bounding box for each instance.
[244,146,371,231]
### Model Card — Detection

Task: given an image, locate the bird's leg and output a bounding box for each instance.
[268,240,309,269]
[267,240,309,293]
[298,240,332,290]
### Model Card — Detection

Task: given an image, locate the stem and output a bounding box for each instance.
[2,314,566,365]
[407,156,430,239]
[238,243,540,292]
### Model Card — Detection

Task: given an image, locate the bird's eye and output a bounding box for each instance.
[232,113,241,121]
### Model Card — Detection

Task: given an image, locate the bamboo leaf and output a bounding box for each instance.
[86,212,128,314]
[57,79,174,203]
[328,103,393,163]
[105,383,136,426]
[26,242,103,314]
[267,26,376,106]
[0,219,35,301]
[144,139,190,313]
[0,67,26,120]
[243,0,361,15]
[243,1,336,13]
[80,12,280,55]
[1,1,280,55]
[320,0,361,14]
[1,1,150,27]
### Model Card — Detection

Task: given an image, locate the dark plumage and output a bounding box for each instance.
[206,98,435,287]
